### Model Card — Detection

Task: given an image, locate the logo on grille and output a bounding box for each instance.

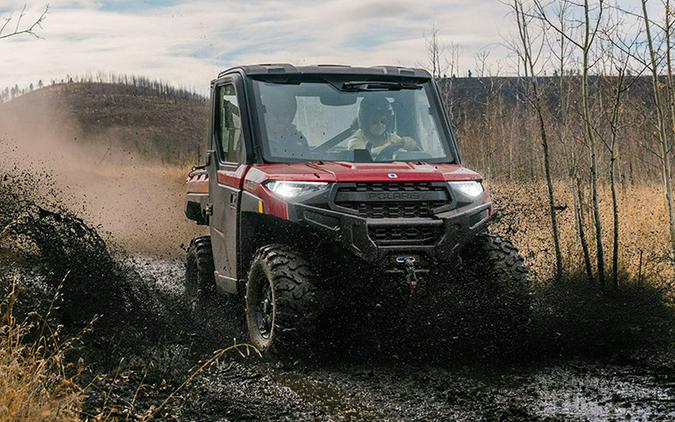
[387,173,398,179]
[368,192,421,200]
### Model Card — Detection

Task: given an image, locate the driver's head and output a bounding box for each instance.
[263,88,297,130]
[358,96,394,141]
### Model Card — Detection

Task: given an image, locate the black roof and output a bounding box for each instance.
[217,64,431,80]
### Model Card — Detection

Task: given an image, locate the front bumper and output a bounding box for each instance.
[288,199,493,268]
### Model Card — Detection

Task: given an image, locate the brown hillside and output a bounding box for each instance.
[0,82,208,165]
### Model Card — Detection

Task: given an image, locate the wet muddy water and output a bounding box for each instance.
[123,257,675,422]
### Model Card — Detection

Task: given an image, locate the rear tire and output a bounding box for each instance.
[184,236,215,314]
[245,244,319,356]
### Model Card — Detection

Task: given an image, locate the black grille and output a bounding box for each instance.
[334,182,450,218]
[368,225,444,245]
[337,182,446,193]
[346,202,440,218]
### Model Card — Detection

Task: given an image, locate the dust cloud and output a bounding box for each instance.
[0,90,204,258]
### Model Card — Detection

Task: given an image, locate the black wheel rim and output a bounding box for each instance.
[252,272,274,339]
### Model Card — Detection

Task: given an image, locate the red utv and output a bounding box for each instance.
[185,64,529,356]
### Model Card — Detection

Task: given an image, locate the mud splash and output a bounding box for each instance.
[0,93,204,260]
[0,169,194,367]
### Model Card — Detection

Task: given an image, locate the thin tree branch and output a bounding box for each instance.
[0,4,49,40]
[534,0,585,49]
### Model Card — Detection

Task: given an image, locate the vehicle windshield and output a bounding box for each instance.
[251,79,456,163]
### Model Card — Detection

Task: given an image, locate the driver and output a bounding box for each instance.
[347,96,417,156]
[262,89,309,157]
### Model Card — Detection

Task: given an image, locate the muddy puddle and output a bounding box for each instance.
[97,256,673,422]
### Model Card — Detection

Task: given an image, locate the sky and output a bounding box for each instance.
[0,0,520,92]
[0,0,654,93]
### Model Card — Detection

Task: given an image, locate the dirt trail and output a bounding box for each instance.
[1,150,672,420]
[2,171,673,421]
[180,359,674,421]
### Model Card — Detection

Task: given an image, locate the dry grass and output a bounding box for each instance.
[0,280,86,422]
[489,181,674,288]
[485,181,674,356]
[0,270,256,422]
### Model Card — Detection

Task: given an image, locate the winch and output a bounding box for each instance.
[396,256,419,295]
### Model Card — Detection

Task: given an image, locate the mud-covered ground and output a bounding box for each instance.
[77,257,673,422]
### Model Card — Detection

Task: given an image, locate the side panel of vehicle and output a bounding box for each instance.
[207,75,251,294]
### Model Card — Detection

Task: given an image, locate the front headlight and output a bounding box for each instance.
[265,181,329,199]
[449,181,484,198]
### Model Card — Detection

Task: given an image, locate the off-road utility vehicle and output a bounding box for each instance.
[185,64,529,356]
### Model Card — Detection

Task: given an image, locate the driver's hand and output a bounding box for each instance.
[390,136,404,145]
[402,137,417,149]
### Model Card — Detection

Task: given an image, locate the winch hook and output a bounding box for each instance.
[403,257,418,296]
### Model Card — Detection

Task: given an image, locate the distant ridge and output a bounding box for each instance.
[0,81,209,165]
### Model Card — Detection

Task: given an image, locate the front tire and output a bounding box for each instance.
[245,244,319,356]
[456,233,531,353]
[411,233,531,358]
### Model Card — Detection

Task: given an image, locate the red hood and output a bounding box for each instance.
[245,162,482,184]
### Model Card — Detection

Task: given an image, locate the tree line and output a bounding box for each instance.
[0,72,205,104]
[430,0,675,286]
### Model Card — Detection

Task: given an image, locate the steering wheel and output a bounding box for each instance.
[374,142,406,161]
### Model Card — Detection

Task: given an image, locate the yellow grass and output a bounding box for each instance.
[0,282,84,422]
[489,181,674,286]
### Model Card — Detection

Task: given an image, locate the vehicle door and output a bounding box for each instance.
[208,78,247,294]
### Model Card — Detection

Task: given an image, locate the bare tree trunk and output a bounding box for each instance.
[538,101,564,277]
[555,1,592,280]
[662,141,675,256]
[514,0,564,277]
[581,0,605,285]
[609,146,620,287]
[604,67,628,290]
[642,0,675,257]
[663,0,675,256]
[575,175,594,281]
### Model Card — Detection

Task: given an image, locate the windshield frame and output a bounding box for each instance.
[245,75,460,165]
